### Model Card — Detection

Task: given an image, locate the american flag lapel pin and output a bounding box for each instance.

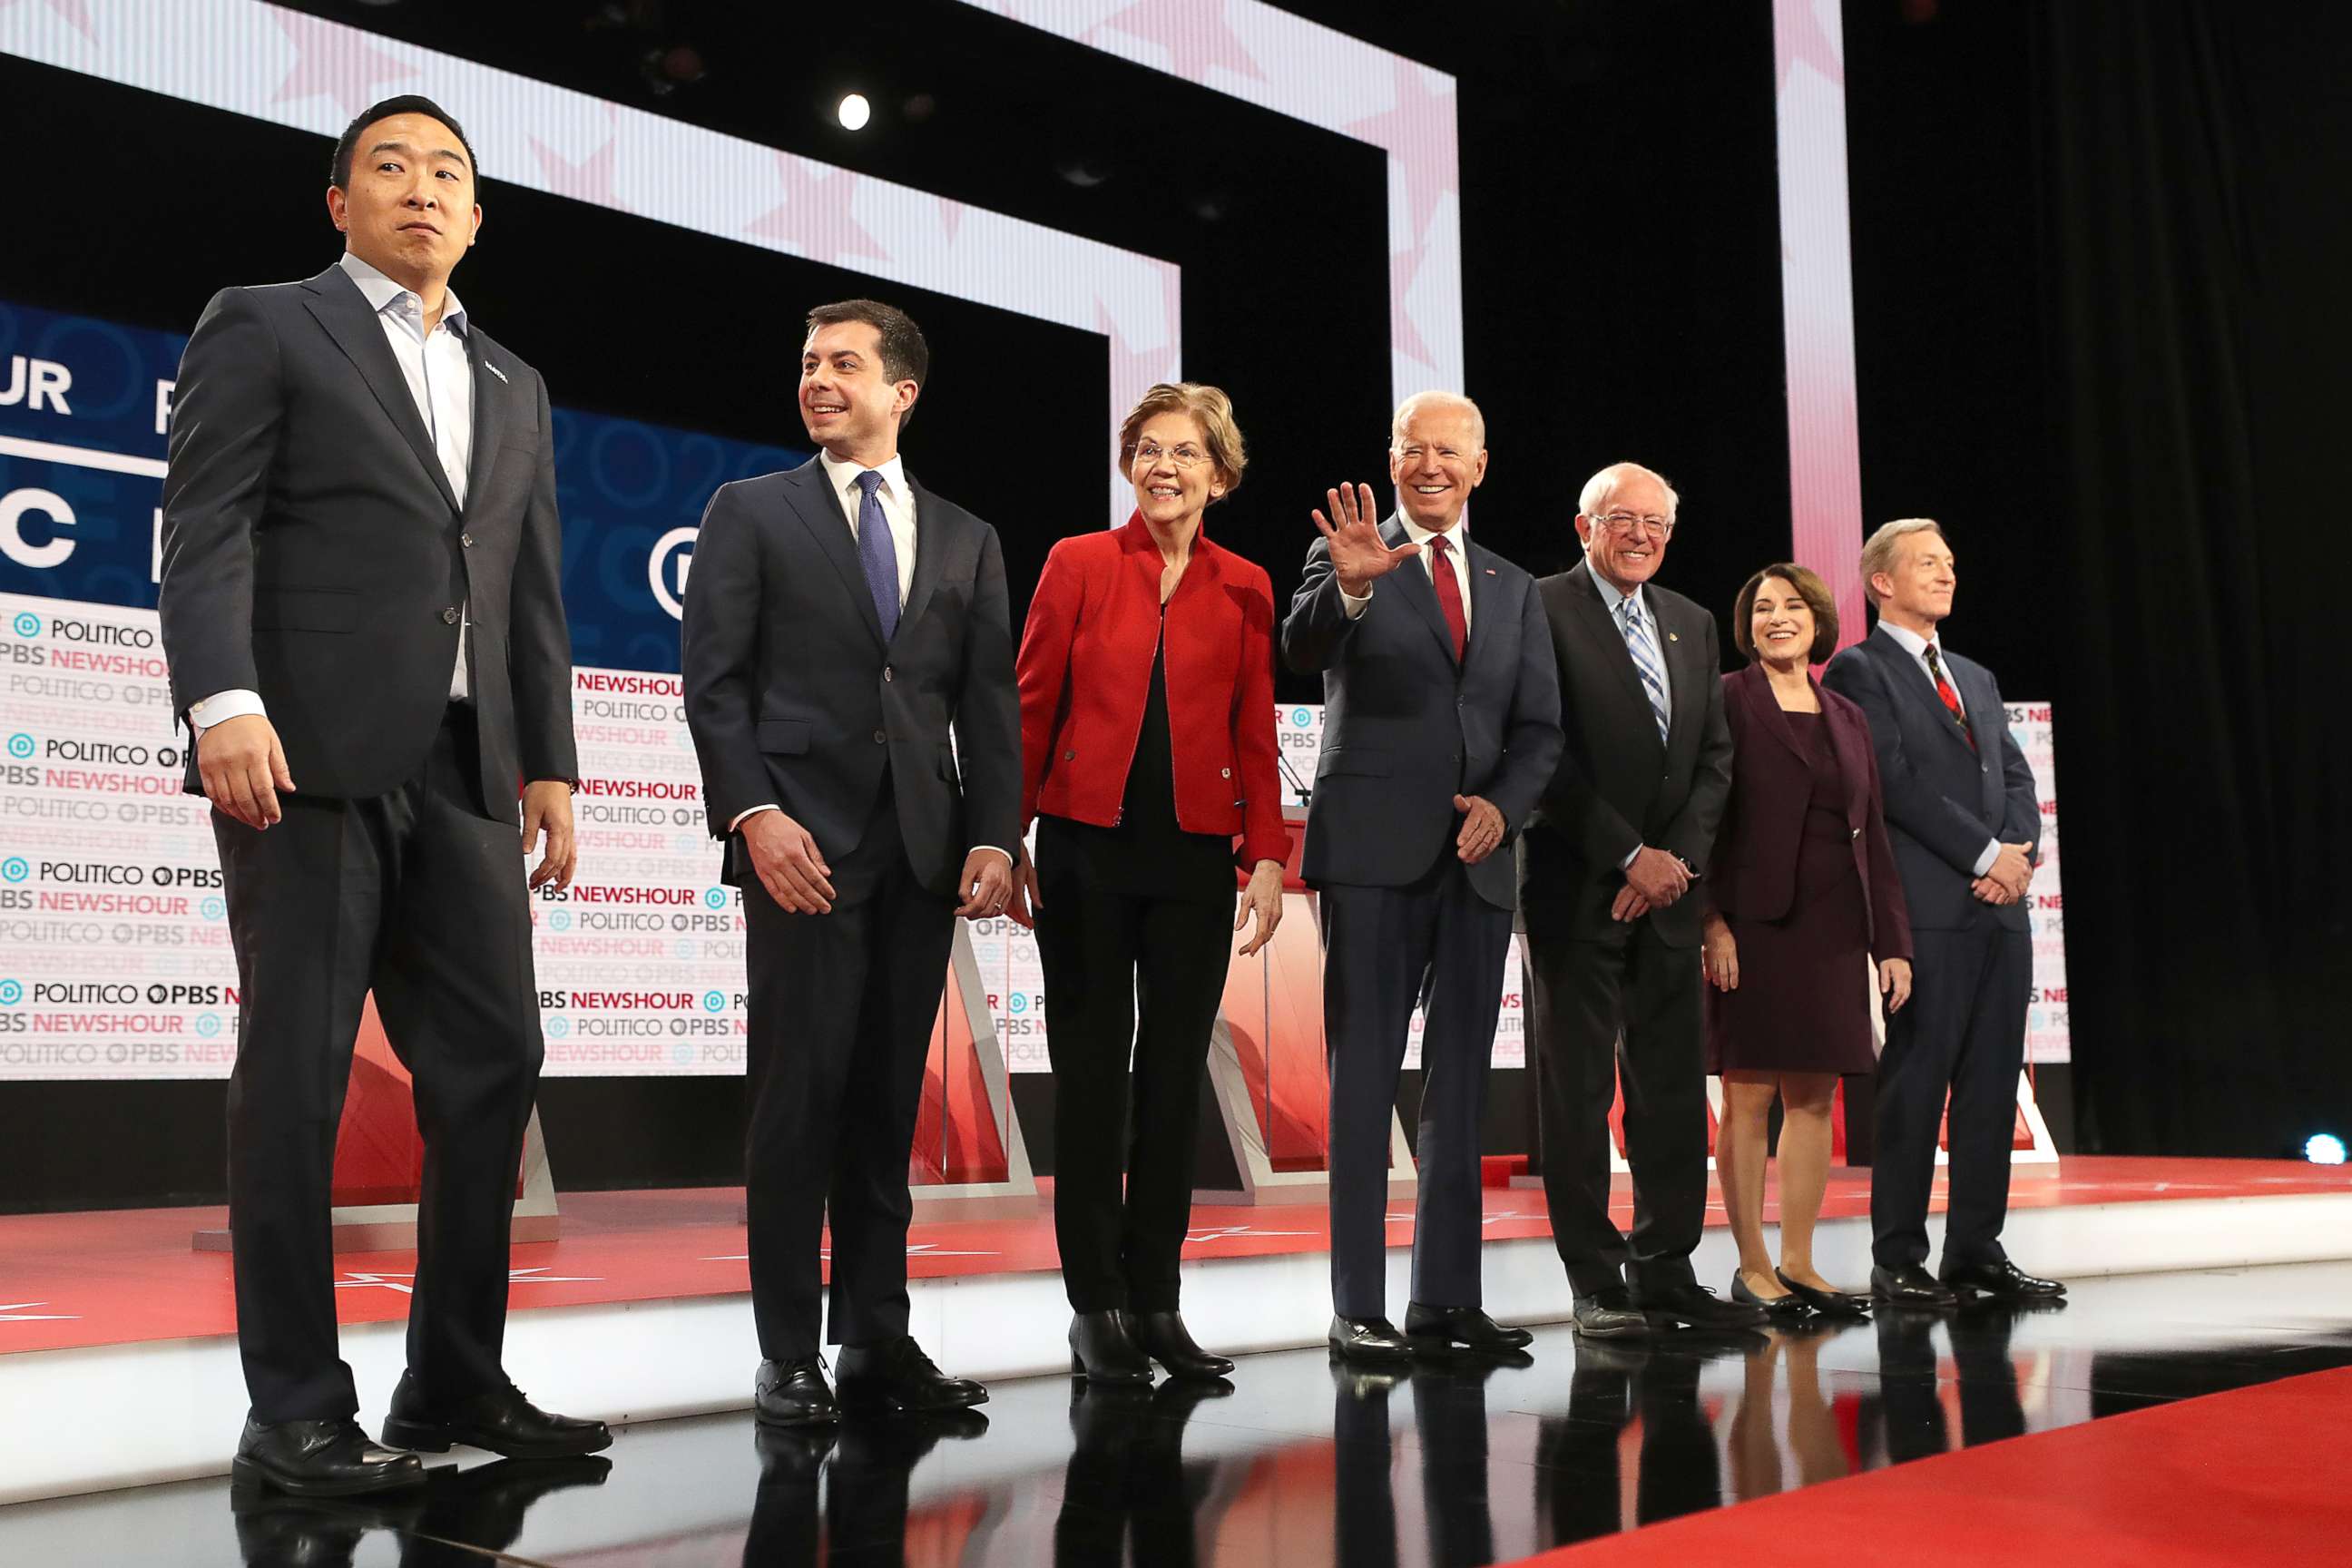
[1484,567,1496,574]
[485,362,510,384]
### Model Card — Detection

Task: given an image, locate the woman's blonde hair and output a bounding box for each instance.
[1117,382,1246,500]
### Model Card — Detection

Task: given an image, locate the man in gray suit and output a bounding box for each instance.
[159,95,606,1495]
[1283,392,1563,1362]
[1823,518,2061,1308]
[1520,462,1756,1338]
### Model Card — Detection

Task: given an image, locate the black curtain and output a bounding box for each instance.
[2033,5,2352,1154]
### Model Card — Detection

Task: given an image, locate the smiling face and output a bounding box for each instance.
[1876,529,1956,631]
[1749,575,1817,669]
[1388,403,1488,533]
[1129,410,1224,529]
[799,319,916,461]
[328,112,479,289]
[1574,468,1674,593]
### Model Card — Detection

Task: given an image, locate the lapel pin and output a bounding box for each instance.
[1668,631,1680,642]
[485,362,510,383]
[1484,567,1496,575]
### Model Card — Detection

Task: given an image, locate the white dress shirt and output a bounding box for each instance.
[1337,514,1474,629]
[189,250,475,735]
[1878,621,2001,877]
[729,451,1010,877]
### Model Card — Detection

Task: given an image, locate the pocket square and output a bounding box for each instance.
[485,362,510,384]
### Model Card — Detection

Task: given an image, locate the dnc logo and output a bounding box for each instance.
[0,857,27,884]
[12,612,40,638]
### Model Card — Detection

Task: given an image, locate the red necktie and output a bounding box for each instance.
[1427,534,1466,663]
[1923,642,1975,751]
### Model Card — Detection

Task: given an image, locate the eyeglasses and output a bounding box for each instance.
[1132,441,1210,470]
[1593,512,1675,539]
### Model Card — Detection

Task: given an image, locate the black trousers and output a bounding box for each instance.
[1032,819,1233,1314]
[1524,915,1709,1298]
[1873,916,2031,1269]
[1320,858,1512,1319]
[740,793,956,1360]
[213,706,541,1423]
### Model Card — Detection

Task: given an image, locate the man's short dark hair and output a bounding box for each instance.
[332,95,481,191]
[806,299,930,425]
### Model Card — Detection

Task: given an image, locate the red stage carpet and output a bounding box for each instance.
[1511,1363,2352,1568]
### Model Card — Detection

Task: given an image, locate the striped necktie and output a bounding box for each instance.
[1618,594,1671,745]
[1923,642,1975,751]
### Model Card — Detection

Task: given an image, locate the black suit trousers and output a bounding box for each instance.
[1872,913,2030,1270]
[740,789,956,1360]
[214,707,542,1423]
[1524,916,1709,1298]
[1320,858,1511,1319]
[1032,821,1232,1314]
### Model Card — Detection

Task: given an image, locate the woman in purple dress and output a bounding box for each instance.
[1703,564,1914,1318]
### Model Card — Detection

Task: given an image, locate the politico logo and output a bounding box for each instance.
[648,527,697,621]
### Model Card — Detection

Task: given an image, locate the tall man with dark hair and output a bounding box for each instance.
[683,299,1020,1425]
[1824,519,2060,1308]
[1520,462,1758,1337]
[1284,391,1563,1363]
[159,96,607,1495]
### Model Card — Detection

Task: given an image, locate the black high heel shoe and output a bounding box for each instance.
[1131,1309,1236,1380]
[1776,1269,1873,1318]
[1069,1310,1154,1386]
[1730,1270,1815,1321]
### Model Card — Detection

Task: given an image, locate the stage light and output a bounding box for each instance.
[2305,1133,2347,1166]
[838,93,872,132]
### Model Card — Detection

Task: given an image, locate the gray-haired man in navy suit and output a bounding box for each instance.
[1822,518,2063,1308]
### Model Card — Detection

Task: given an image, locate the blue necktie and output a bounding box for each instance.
[1618,595,1671,745]
[854,469,900,641]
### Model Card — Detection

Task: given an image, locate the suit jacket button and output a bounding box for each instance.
[1220,767,1231,779]
[883,666,893,682]
[460,532,475,548]
[874,730,887,745]
[1063,750,1075,761]
[441,607,459,624]
[1851,827,1861,838]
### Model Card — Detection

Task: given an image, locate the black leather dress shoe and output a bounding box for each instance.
[1776,1269,1871,1318]
[1327,1314,1415,1363]
[754,1356,840,1428]
[1069,1309,1155,1386]
[1405,1301,1535,1354]
[1729,1271,1814,1321]
[836,1336,989,1412]
[1943,1259,2067,1300]
[1132,1309,1235,1380]
[231,1416,426,1498]
[1871,1263,1958,1308]
[1638,1281,1769,1331]
[381,1373,611,1458]
[1572,1287,1651,1339]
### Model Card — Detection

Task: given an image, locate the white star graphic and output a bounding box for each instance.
[334,1266,602,1297]
[0,1301,76,1322]
[1183,1224,1318,1244]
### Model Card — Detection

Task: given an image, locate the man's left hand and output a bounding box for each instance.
[1455,795,1506,864]
[955,848,1015,919]
[523,780,577,892]
[1971,874,2016,906]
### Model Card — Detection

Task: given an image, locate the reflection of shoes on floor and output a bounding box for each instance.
[1329,1360,1409,1401]
[1569,1338,1652,1377]
[1660,1327,1771,1362]
[1150,1376,1236,1418]
[753,1423,838,1481]
[230,1482,421,1567]
[420,1455,614,1553]
[836,1406,990,1474]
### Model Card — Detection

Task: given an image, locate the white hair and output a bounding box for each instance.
[1858,517,1947,606]
[1577,461,1680,523]
[1390,390,1486,450]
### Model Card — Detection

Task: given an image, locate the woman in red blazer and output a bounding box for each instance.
[1703,564,1914,1320]
[1013,382,1290,1385]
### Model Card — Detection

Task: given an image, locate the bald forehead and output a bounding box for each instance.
[1593,470,1668,514]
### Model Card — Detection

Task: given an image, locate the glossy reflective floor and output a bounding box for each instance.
[10,1260,2352,1566]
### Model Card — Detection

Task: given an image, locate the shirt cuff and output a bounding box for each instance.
[1972,838,2001,877]
[730,803,781,834]
[1338,583,1373,619]
[1622,843,1643,870]
[189,689,267,735]
[969,845,1014,869]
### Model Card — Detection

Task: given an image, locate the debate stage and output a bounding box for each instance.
[5,1156,2350,1504]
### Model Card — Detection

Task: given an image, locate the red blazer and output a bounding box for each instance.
[1710,662,1913,962]
[1016,514,1291,869]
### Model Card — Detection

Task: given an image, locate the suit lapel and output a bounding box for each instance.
[1568,563,1664,752]
[1824,687,1873,827]
[1462,538,1501,674]
[780,459,886,650]
[1655,593,1703,754]
[300,266,461,514]
[1872,626,1977,758]
[896,474,949,644]
[1385,516,1459,666]
[1738,661,1808,764]
[457,332,506,518]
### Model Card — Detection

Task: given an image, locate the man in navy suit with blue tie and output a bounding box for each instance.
[682,299,1020,1424]
[1823,518,2064,1307]
[1283,392,1563,1362]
